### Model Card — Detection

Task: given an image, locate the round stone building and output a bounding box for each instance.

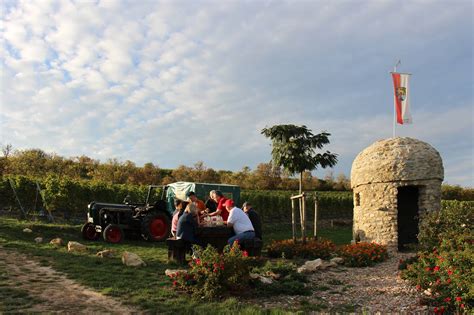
[350,137,444,251]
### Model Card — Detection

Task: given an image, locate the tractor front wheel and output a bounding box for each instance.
[81,222,99,241]
[103,224,124,243]
[141,213,170,241]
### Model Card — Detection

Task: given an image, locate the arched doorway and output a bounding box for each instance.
[397,186,419,250]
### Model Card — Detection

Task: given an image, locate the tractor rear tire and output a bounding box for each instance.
[141,213,170,242]
[81,222,99,241]
[103,224,124,243]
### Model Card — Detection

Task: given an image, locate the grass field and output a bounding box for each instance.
[0,217,352,314]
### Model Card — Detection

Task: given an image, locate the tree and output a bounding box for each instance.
[261,124,338,193]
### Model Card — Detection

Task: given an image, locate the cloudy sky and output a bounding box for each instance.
[1,0,472,186]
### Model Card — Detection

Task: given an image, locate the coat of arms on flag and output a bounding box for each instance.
[391,72,412,124]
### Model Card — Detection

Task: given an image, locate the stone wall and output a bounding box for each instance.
[352,179,442,251]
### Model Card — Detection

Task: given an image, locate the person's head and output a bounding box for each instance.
[187,191,197,202]
[224,199,235,211]
[215,190,224,201]
[242,201,251,213]
[174,199,185,210]
[209,190,216,200]
[185,203,198,216]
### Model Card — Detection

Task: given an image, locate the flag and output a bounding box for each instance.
[391,72,412,124]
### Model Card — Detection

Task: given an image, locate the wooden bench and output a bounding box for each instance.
[239,238,263,257]
[166,238,188,265]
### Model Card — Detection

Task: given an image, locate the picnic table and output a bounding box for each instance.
[196,226,234,252]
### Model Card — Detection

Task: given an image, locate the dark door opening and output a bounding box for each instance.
[397,186,419,251]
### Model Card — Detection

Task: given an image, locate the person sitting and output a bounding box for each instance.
[187,191,206,216]
[242,201,262,240]
[171,199,186,237]
[225,199,255,246]
[204,190,218,214]
[208,190,229,221]
[176,203,202,247]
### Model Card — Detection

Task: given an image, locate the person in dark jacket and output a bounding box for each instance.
[242,201,262,240]
[176,203,202,246]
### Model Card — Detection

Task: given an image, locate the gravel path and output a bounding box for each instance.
[0,246,140,314]
[249,252,429,313]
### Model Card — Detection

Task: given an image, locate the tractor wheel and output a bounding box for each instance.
[81,223,99,241]
[103,224,124,243]
[141,213,170,242]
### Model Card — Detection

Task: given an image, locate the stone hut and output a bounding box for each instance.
[350,137,444,251]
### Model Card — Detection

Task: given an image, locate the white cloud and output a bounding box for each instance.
[1,0,472,187]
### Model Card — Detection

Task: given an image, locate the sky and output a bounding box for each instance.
[1,0,473,187]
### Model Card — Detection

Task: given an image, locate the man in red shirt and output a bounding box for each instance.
[208,190,229,221]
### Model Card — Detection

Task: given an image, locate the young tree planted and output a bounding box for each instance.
[261,124,338,194]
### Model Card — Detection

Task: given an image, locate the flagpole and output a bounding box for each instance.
[392,60,401,138]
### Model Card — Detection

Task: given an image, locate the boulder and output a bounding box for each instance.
[50,238,64,246]
[34,237,43,243]
[67,241,87,253]
[249,272,260,280]
[96,249,116,258]
[297,258,323,273]
[330,257,344,265]
[319,261,337,270]
[23,228,32,233]
[122,251,146,267]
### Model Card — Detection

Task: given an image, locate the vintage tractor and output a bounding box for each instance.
[81,185,171,243]
[81,182,240,243]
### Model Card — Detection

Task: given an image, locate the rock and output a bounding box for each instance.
[258,276,273,284]
[330,257,344,265]
[319,261,337,270]
[122,251,146,267]
[96,249,116,258]
[34,237,43,243]
[165,269,187,277]
[67,241,87,253]
[23,228,32,233]
[249,272,260,280]
[297,258,323,273]
[266,271,281,280]
[50,238,64,246]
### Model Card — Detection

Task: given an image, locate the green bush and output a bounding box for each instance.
[418,201,473,251]
[171,243,251,300]
[251,260,309,296]
[401,201,474,313]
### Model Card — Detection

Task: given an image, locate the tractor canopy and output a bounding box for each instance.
[165,182,240,214]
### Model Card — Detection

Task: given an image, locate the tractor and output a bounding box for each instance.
[81,182,240,243]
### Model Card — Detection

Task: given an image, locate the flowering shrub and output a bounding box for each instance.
[338,242,388,267]
[401,233,473,313]
[170,243,250,300]
[266,238,336,259]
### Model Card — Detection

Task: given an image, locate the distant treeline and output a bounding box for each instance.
[0,146,350,191]
[0,146,472,200]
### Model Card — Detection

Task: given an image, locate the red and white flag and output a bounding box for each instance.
[391,72,412,124]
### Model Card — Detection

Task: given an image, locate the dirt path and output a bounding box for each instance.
[251,252,429,313]
[0,246,140,314]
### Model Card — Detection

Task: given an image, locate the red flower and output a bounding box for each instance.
[447,269,453,275]
[242,250,249,257]
[195,258,201,265]
[446,278,451,284]
[455,297,462,302]
[460,304,465,309]
[425,267,431,271]
[172,280,177,286]
[444,297,451,302]
[416,285,421,291]
[433,266,440,272]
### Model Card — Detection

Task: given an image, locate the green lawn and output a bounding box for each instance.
[0,217,351,314]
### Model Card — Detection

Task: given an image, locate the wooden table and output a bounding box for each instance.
[196,226,234,252]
